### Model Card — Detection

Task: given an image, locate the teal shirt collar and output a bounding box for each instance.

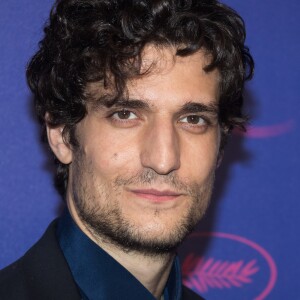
[56,211,183,300]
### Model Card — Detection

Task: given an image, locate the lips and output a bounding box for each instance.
[129,188,183,202]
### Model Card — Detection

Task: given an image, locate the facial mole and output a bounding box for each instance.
[113,153,118,159]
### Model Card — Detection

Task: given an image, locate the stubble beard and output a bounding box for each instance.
[71,153,215,257]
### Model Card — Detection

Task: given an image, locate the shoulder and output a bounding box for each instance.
[182,285,205,300]
[0,219,81,300]
[0,258,29,300]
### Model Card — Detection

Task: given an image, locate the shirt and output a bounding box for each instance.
[56,211,183,300]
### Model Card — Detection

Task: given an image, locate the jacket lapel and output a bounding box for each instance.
[21,220,82,300]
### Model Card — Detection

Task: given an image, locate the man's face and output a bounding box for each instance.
[67,47,221,255]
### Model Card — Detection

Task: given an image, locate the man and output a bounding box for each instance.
[0,0,253,299]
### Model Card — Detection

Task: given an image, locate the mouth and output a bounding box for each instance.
[129,188,183,202]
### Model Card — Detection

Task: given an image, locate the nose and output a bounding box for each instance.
[140,119,180,175]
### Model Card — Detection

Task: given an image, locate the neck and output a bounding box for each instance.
[68,202,175,299]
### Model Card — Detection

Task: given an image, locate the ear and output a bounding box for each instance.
[46,124,73,164]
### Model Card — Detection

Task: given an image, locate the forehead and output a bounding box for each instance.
[126,46,220,107]
[139,45,211,73]
[87,46,220,109]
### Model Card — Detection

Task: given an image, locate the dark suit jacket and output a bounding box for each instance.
[0,220,204,300]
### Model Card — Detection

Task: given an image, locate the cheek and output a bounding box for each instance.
[82,132,141,178]
[181,133,220,180]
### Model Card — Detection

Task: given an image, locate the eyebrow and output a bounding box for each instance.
[97,97,218,116]
[176,101,219,117]
[97,98,151,110]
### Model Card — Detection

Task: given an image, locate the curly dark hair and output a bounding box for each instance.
[27,0,254,197]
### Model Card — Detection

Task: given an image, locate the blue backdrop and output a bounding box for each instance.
[0,1,299,299]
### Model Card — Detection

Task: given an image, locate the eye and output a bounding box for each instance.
[112,109,138,120]
[107,109,141,128]
[179,115,206,125]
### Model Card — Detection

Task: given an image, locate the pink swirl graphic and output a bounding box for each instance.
[234,119,295,138]
[184,232,278,300]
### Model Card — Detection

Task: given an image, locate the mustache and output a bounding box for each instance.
[114,169,202,196]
